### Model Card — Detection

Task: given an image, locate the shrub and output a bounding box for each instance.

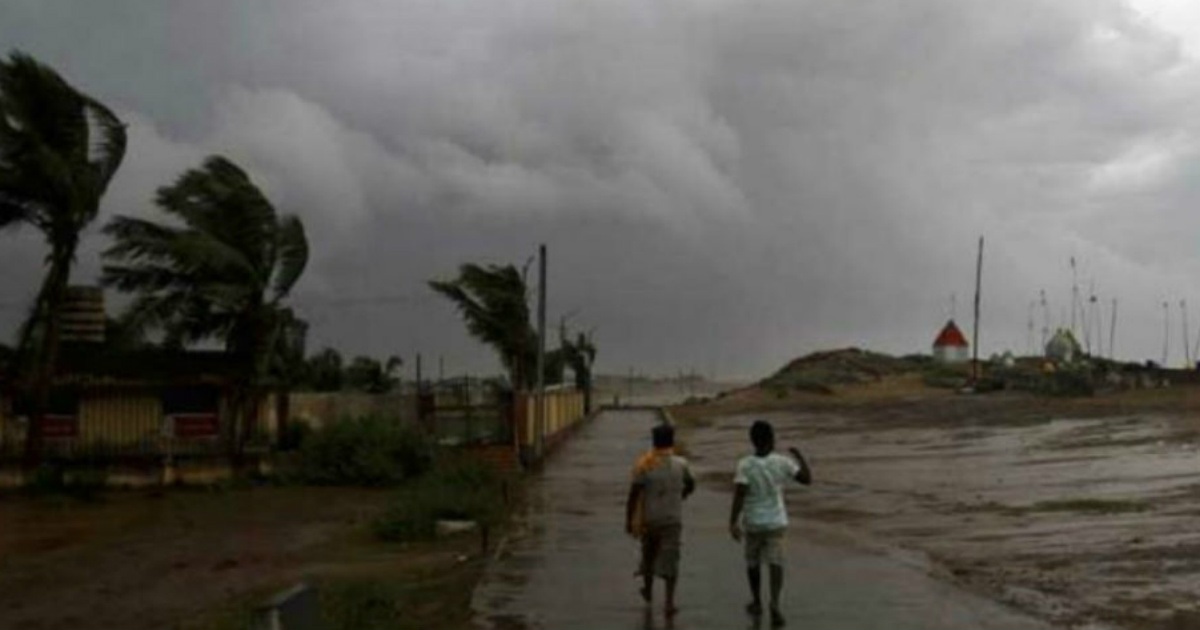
[278,421,312,452]
[23,462,108,501]
[373,459,510,542]
[299,415,433,486]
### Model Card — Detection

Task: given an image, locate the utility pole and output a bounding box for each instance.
[972,236,984,384]
[1162,301,1171,367]
[1040,290,1049,350]
[416,352,423,393]
[1070,257,1078,338]
[1184,300,1192,368]
[1026,300,1036,357]
[1109,298,1118,361]
[536,244,547,458]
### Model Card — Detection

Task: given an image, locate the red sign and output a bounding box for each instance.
[171,413,219,437]
[40,414,78,438]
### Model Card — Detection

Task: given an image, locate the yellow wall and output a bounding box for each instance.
[519,389,586,448]
[79,388,162,444]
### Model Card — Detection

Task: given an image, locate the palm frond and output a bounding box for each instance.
[271,214,308,301]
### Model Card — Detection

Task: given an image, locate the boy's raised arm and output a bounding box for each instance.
[788,447,813,485]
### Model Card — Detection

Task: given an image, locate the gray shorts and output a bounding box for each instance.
[640,523,682,578]
[744,528,785,567]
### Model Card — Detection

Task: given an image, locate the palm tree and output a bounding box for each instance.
[0,51,127,462]
[429,264,537,390]
[562,331,597,413]
[102,155,308,456]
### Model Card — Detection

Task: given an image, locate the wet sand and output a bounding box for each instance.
[680,387,1200,629]
[472,409,1049,629]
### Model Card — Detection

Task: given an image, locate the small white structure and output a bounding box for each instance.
[1045,328,1081,363]
[932,320,969,363]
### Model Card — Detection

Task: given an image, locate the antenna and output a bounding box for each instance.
[1070,257,1078,337]
[1109,298,1118,361]
[1026,300,1036,356]
[1163,301,1171,367]
[1082,279,1095,355]
[1040,289,1050,350]
[950,292,957,321]
[1184,300,1192,368]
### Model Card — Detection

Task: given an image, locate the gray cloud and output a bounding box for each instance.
[4,0,1200,378]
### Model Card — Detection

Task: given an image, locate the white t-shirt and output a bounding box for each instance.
[734,453,801,532]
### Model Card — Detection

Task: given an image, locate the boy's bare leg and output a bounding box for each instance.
[665,576,678,616]
[746,566,763,614]
[769,564,785,627]
[640,542,655,603]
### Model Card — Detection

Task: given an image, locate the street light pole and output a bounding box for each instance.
[536,244,547,458]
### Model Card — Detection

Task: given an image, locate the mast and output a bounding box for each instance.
[972,236,984,383]
[1027,300,1036,356]
[1040,289,1049,350]
[1183,299,1191,368]
[1070,257,1078,338]
[1162,301,1171,367]
[1109,298,1118,361]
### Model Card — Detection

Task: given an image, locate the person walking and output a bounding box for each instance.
[729,420,812,627]
[626,423,695,618]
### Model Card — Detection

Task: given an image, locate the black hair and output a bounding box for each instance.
[750,420,774,450]
[652,423,675,448]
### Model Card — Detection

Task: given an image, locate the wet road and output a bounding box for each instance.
[472,410,1052,630]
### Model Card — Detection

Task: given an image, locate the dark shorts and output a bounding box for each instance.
[744,528,785,567]
[640,523,682,579]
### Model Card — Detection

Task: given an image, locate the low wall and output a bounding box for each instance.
[288,392,419,429]
[514,389,587,466]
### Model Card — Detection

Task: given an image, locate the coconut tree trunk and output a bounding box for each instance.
[22,244,75,469]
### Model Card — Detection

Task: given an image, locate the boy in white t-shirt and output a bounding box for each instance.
[729,420,812,627]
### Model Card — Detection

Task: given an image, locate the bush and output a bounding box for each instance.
[278,421,312,452]
[373,459,510,542]
[299,416,433,486]
[24,462,108,500]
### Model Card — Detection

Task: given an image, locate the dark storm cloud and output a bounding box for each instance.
[4,0,1200,376]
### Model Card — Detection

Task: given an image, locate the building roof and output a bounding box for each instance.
[933,320,969,348]
[1,343,243,388]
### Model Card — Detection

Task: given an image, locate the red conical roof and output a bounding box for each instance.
[933,320,969,348]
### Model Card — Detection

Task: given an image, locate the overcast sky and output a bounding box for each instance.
[4,0,1200,379]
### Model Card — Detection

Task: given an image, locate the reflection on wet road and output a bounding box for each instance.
[472,410,1051,630]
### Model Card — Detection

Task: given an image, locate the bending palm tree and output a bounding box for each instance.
[0,51,127,463]
[429,264,537,391]
[102,155,308,456]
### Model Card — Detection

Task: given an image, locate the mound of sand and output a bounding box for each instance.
[762,348,925,393]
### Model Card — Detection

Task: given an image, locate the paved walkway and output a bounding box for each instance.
[472,410,1051,630]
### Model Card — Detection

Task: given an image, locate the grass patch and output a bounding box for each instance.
[297,415,434,486]
[1029,498,1150,514]
[372,457,513,543]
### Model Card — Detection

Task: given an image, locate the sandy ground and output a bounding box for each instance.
[674,379,1200,629]
[0,486,485,630]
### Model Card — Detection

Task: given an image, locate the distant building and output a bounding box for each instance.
[1045,328,1081,363]
[932,320,969,363]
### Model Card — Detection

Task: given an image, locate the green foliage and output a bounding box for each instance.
[23,462,108,500]
[1041,368,1095,397]
[0,51,127,462]
[429,264,535,390]
[344,355,402,394]
[278,421,312,452]
[298,416,433,486]
[320,581,409,630]
[373,458,510,542]
[101,155,308,361]
[304,347,345,392]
